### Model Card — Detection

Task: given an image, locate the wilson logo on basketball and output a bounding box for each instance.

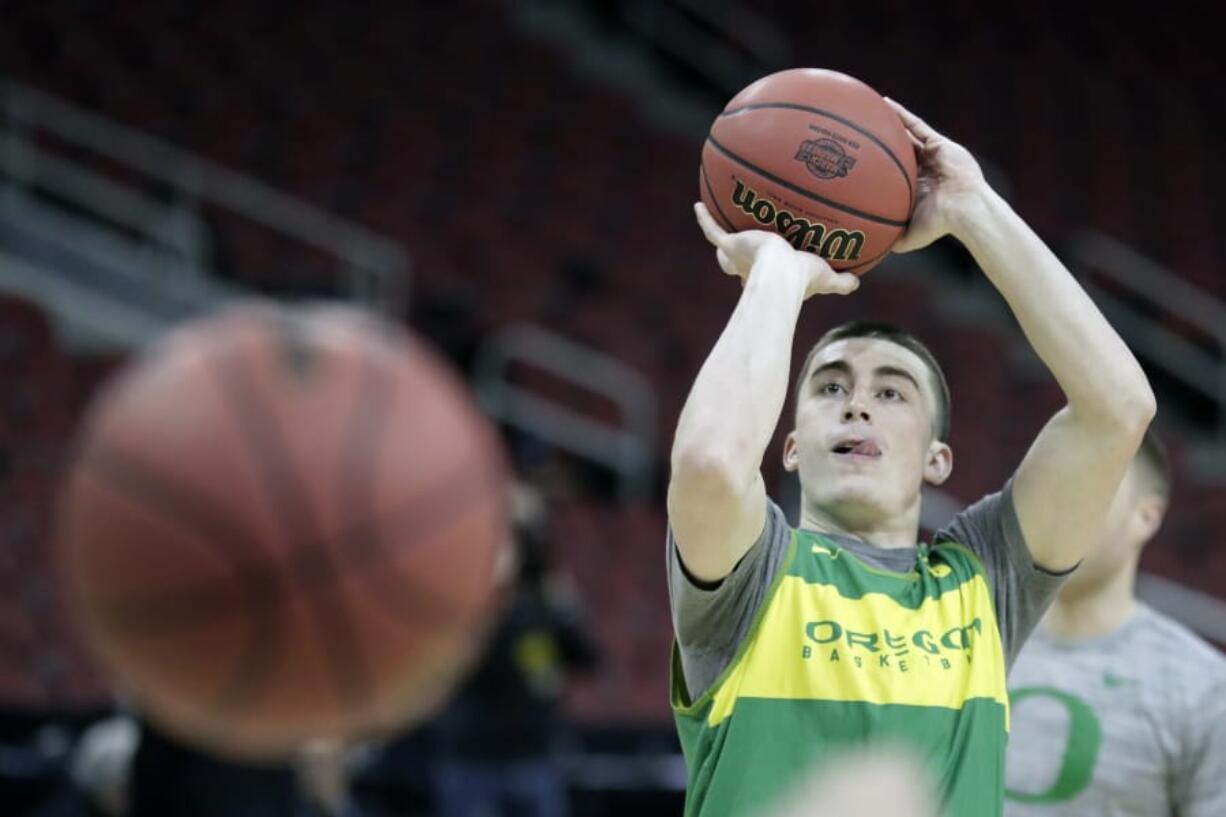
[795,137,857,180]
[730,180,865,261]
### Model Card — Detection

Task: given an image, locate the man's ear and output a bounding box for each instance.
[783,431,800,473]
[924,440,953,486]
[1132,493,1167,548]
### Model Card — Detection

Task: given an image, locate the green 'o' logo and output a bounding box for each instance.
[1005,687,1102,803]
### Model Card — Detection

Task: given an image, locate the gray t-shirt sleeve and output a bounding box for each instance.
[934,479,1072,669]
[1176,676,1226,817]
[667,499,791,702]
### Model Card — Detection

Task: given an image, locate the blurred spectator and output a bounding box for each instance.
[69,714,137,816]
[116,715,358,817]
[295,740,367,817]
[429,481,600,817]
[128,717,299,817]
[0,710,91,817]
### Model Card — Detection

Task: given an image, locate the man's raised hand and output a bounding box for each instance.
[884,97,989,254]
[694,202,860,298]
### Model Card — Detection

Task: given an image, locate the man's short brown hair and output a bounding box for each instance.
[795,321,952,441]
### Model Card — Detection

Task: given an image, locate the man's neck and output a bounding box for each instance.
[1043,565,1138,642]
[801,505,919,550]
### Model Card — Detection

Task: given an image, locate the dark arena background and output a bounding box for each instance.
[1,1,1223,816]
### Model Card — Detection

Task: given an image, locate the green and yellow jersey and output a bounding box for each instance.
[667,486,1068,817]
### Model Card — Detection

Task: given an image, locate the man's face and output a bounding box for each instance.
[784,337,950,528]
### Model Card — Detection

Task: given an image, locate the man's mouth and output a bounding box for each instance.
[831,438,882,458]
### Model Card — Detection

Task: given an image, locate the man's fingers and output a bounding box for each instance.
[883,97,940,144]
[806,256,860,295]
[828,271,861,295]
[891,231,934,255]
[715,248,740,278]
[694,202,727,248]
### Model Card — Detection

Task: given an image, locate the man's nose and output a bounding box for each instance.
[843,393,871,423]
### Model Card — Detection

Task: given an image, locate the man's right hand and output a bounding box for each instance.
[694,202,861,299]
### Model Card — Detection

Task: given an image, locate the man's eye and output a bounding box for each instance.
[820,382,844,395]
[880,388,903,401]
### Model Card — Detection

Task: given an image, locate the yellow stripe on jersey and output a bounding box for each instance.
[707,573,1008,727]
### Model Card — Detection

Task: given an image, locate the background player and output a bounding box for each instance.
[666,99,1156,817]
[1005,430,1226,816]
[430,481,600,817]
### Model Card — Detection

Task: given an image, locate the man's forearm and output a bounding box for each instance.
[671,253,808,480]
[954,188,1155,423]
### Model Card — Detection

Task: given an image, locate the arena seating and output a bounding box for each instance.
[1,0,1223,719]
[0,296,117,707]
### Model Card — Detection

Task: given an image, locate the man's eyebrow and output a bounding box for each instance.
[809,360,852,381]
[875,365,922,391]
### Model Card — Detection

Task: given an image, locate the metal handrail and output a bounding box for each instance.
[1,79,408,311]
[619,0,790,96]
[1070,229,1226,457]
[472,324,657,502]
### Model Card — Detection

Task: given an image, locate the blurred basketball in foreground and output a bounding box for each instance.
[700,67,917,275]
[57,302,510,759]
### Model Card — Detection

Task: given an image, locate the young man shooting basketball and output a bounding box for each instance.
[666,99,1155,817]
[1005,431,1226,816]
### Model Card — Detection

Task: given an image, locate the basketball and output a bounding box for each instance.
[56,302,510,760]
[700,68,918,275]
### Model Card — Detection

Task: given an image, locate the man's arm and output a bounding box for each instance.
[668,204,858,582]
[889,99,1156,572]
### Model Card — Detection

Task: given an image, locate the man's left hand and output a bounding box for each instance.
[886,97,990,254]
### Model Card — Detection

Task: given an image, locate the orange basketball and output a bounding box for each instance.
[700,68,917,275]
[57,302,509,759]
